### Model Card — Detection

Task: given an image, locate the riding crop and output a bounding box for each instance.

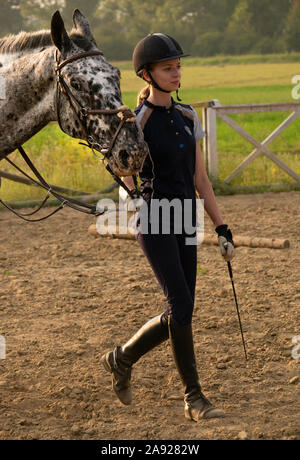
[224,252,248,361]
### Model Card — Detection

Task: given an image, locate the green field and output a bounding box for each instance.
[1,55,300,201]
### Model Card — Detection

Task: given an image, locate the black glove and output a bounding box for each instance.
[215,224,235,261]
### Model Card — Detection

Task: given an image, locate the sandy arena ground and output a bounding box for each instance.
[0,191,299,440]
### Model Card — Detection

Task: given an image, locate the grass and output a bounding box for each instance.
[0,124,114,202]
[113,52,300,70]
[1,55,300,202]
[120,62,300,93]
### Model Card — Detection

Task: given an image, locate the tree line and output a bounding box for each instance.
[1,0,300,60]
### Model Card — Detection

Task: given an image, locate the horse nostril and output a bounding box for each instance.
[119,149,129,165]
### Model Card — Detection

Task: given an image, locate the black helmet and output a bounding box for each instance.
[133,33,189,75]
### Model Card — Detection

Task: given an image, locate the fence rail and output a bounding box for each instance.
[191,100,300,183]
[2,101,300,195]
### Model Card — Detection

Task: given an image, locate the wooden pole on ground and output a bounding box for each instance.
[87,224,290,249]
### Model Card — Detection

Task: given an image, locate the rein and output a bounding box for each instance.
[0,49,140,222]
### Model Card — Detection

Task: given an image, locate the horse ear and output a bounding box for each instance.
[51,10,72,52]
[72,9,97,46]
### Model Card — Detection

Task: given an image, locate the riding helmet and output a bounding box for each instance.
[133,33,189,76]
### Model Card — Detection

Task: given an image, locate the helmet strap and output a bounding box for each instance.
[176,82,182,101]
[143,67,183,100]
[145,68,171,94]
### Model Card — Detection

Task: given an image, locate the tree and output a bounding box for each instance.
[19,0,99,31]
[247,0,293,38]
[0,0,24,37]
[61,0,100,29]
[19,0,65,30]
[223,0,257,54]
[6,0,299,59]
[284,0,300,51]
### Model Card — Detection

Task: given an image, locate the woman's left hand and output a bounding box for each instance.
[215,224,235,261]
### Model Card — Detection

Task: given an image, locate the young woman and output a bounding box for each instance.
[102,33,235,422]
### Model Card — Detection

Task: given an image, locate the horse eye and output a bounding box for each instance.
[70,79,83,91]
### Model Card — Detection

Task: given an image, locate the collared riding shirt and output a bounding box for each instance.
[134,98,205,202]
[134,98,206,234]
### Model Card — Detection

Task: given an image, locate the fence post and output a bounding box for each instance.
[206,100,220,181]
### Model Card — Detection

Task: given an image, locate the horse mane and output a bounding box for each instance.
[0,29,96,54]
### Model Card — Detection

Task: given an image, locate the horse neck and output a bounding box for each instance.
[0,47,57,156]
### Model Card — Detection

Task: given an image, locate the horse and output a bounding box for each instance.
[0,9,148,185]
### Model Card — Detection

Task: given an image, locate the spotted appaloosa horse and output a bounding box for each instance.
[0,9,148,177]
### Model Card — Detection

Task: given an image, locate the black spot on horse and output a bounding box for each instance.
[7,113,13,120]
[119,150,129,167]
[106,100,115,110]
[107,77,118,90]
[34,91,41,102]
[107,126,115,137]
[92,83,102,93]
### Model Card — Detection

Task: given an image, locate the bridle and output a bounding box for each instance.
[54,49,140,199]
[0,49,140,222]
[55,50,136,158]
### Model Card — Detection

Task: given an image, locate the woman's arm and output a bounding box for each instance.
[194,142,224,227]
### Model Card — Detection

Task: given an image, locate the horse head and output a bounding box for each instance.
[51,9,148,177]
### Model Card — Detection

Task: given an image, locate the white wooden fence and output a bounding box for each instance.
[191,100,300,183]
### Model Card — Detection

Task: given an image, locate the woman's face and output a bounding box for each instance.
[145,58,181,92]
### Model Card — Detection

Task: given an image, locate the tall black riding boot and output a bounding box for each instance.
[102,313,169,405]
[168,316,225,420]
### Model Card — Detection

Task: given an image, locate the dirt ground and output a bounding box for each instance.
[0,191,299,440]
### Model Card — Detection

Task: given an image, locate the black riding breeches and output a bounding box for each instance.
[136,231,197,326]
